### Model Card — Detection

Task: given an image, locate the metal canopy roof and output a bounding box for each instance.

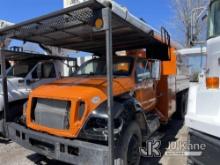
[0,49,77,62]
[0,0,181,57]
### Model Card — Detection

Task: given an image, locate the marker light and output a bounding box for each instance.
[95,18,103,29]
[206,77,219,89]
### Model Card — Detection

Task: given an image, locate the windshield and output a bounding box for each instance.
[208,0,220,38]
[7,62,37,78]
[75,57,133,77]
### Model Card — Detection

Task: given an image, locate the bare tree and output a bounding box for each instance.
[170,0,208,47]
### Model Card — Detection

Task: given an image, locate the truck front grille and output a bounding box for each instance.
[32,98,71,130]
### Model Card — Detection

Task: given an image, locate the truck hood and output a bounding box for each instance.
[32,76,135,98]
[0,77,28,111]
[26,76,135,138]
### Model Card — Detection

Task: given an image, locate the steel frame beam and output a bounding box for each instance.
[105,6,114,165]
[0,46,9,137]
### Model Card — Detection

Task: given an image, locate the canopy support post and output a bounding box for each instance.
[105,6,114,165]
[0,44,9,137]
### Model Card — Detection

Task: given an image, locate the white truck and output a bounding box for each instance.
[0,49,77,135]
[185,0,220,164]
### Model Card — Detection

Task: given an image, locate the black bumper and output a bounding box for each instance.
[7,122,109,165]
[188,129,220,165]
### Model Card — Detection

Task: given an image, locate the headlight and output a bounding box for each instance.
[78,101,125,141]
[80,117,124,141]
[85,117,108,133]
[22,102,27,117]
[20,102,28,125]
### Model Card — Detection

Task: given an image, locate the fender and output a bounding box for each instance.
[90,93,142,120]
[78,94,148,142]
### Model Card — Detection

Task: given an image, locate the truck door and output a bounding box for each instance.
[135,59,157,111]
[28,62,58,89]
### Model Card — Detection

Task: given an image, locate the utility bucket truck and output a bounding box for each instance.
[0,0,189,164]
[185,0,220,164]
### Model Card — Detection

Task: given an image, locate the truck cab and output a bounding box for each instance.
[22,55,160,138]
[0,54,76,135]
[186,0,220,164]
[12,50,188,165]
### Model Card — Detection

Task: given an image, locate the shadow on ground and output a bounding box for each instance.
[0,137,12,144]
[140,118,185,165]
[27,154,70,165]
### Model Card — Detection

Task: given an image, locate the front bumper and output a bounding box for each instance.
[188,129,220,165]
[7,122,109,165]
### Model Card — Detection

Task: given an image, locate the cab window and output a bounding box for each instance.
[75,57,133,76]
[136,60,151,83]
[7,62,37,78]
[41,63,56,78]
[32,62,56,79]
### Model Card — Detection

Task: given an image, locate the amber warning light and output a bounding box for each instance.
[206,77,219,89]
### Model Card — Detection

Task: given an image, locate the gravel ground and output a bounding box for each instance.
[0,119,187,165]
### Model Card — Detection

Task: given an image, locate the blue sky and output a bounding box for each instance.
[0,0,176,39]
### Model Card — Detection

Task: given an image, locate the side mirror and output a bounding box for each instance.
[137,72,150,82]
[26,79,31,85]
[26,79,37,85]
[18,79,25,84]
[151,60,161,80]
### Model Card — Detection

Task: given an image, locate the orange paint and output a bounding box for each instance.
[206,77,219,89]
[26,77,135,138]
[161,48,177,75]
[126,49,146,58]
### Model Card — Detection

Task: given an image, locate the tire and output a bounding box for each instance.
[118,121,142,165]
[175,92,187,120]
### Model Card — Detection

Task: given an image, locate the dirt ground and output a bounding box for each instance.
[0,119,187,165]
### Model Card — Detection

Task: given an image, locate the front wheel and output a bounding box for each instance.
[118,121,142,165]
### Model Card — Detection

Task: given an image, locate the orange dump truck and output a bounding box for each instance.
[0,0,189,165]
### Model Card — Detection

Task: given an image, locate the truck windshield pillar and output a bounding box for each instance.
[208,0,220,38]
[105,7,114,165]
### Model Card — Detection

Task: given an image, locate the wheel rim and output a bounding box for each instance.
[127,135,140,165]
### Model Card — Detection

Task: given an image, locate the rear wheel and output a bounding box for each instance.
[118,121,142,165]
